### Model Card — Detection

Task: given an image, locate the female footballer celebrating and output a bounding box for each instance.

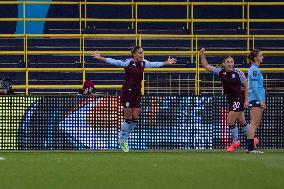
[247,49,265,154]
[200,48,258,152]
[91,46,177,152]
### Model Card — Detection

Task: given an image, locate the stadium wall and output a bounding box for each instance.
[0,95,282,150]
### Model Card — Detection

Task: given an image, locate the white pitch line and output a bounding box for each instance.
[0,157,5,160]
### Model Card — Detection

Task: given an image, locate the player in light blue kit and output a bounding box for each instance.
[247,49,266,154]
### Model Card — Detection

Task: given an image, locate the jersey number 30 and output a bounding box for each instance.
[233,102,240,111]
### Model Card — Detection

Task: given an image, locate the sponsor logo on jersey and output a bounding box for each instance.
[253,71,257,77]
[232,74,236,79]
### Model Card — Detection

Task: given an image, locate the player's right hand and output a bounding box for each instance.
[260,102,266,109]
[200,48,206,56]
[164,56,177,65]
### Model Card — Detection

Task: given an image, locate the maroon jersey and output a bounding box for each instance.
[213,67,246,98]
[122,60,145,95]
[105,57,164,97]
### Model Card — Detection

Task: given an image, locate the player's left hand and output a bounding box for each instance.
[244,101,249,109]
[91,50,103,60]
[164,56,177,65]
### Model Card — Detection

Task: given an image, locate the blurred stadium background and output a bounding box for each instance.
[0,0,283,189]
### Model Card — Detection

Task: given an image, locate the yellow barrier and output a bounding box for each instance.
[13,85,122,89]
[1,2,284,94]
[1,67,284,95]
[3,49,284,56]
[2,17,284,23]
[1,33,284,95]
[2,1,284,5]
[2,68,284,73]
[0,1,284,35]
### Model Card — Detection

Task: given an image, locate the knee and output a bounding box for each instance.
[239,120,246,125]
[132,111,141,120]
[250,120,260,128]
[125,115,133,120]
[132,115,139,120]
[227,120,235,127]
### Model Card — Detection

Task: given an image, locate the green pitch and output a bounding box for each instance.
[0,150,283,189]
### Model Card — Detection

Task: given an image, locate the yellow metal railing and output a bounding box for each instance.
[2,33,284,95]
[1,1,284,33]
[1,65,284,95]
[1,2,284,94]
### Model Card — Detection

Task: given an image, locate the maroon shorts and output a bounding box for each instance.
[228,96,244,112]
[120,92,141,108]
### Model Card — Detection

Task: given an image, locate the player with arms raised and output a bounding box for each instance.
[200,48,258,152]
[91,46,176,152]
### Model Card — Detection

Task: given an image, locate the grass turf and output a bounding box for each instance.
[0,150,283,189]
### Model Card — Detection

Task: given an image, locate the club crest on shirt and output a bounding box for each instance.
[232,74,236,79]
[253,71,257,77]
[132,62,143,67]
[223,72,227,75]
[126,102,130,107]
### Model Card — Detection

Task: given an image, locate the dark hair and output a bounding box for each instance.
[222,56,233,63]
[247,49,261,63]
[220,56,233,68]
[131,46,142,57]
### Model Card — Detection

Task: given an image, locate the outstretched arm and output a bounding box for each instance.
[145,56,177,68]
[91,51,130,67]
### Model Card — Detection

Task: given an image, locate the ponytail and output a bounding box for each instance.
[247,49,261,63]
